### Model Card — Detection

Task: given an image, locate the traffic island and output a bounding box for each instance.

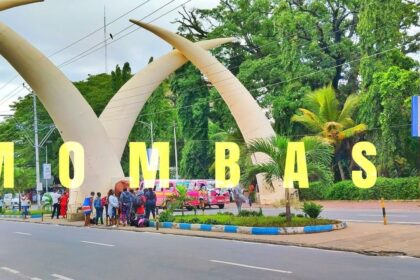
[148,221,346,235]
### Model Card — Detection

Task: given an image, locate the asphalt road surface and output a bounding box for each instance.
[0,220,419,280]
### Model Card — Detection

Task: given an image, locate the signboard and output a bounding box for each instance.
[43,163,51,180]
[412,96,419,137]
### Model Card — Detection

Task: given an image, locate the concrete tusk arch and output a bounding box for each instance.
[129,20,284,203]
[0,0,42,11]
[100,38,233,161]
[0,22,124,211]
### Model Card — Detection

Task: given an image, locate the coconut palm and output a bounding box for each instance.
[246,136,333,222]
[292,85,367,179]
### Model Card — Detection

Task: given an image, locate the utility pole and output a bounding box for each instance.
[173,122,179,179]
[24,84,41,208]
[104,5,108,74]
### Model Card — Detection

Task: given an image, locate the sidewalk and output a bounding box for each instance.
[3,216,420,258]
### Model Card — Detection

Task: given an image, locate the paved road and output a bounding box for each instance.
[189,206,420,224]
[0,220,419,280]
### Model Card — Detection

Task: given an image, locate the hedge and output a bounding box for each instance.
[299,177,420,200]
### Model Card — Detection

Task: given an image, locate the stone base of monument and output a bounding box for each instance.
[67,212,84,222]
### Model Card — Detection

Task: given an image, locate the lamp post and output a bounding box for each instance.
[138,121,154,145]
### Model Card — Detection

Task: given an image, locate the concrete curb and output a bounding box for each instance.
[0,214,42,219]
[149,221,347,235]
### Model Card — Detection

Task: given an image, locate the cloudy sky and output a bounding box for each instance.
[0,0,220,115]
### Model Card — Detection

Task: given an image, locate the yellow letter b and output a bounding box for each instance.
[215,142,240,188]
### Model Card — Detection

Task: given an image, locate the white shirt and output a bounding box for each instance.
[51,192,61,204]
[21,196,29,207]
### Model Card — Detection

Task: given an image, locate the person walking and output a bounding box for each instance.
[233,186,246,213]
[21,193,30,219]
[0,196,3,213]
[51,189,61,219]
[94,192,104,225]
[60,191,69,218]
[145,188,157,220]
[82,192,95,226]
[107,189,119,227]
[119,187,132,227]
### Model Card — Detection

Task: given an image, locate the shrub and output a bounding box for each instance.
[158,210,175,222]
[237,209,263,217]
[302,202,323,219]
[299,177,420,200]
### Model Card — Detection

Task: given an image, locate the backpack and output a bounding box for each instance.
[94,198,102,208]
[132,194,144,208]
[120,191,132,206]
[137,217,149,227]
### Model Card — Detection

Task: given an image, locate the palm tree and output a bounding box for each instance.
[292,85,367,179]
[246,136,333,222]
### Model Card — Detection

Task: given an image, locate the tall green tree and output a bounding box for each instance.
[292,85,367,179]
[170,64,211,178]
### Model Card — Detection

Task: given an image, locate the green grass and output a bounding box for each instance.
[170,214,339,227]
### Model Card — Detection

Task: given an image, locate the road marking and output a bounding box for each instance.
[80,240,115,247]
[14,232,32,236]
[357,214,409,217]
[1,267,19,274]
[31,278,43,280]
[346,219,420,225]
[209,260,292,274]
[51,274,75,280]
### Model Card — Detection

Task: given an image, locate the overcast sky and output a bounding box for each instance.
[0,0,220,114]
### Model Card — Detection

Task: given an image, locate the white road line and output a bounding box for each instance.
[31,278,43,280]
[209,260,292,274]
[51,274,75,280]
[1,266,19,274]
[357,214,409,217]
[14,232,32,236]
[346,219,420,225]
[80,240,115,247]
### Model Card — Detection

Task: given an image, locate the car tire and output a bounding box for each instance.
[218,204,225,209]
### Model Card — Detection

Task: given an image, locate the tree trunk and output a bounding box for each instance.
[338,161,346,180]
[285,188,291,223]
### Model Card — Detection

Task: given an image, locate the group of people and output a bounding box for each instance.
[81,187,158,227]
[50,190,69,219]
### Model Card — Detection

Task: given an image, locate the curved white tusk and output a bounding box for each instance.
[100,38,233,160]
[0,0,43,11]
[129,20,284,203]
[0,22,124,209]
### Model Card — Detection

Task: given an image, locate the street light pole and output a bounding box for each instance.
[173,122,179,179]
[27,86,41,208]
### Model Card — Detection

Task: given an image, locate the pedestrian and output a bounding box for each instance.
[145,188,157,220]
[233,186,246,213]
[0,196,3,213]
[60,191,69,218]
[82,192,95,226]
[198,184,207,213]
[248,183,255,208]
[107,189,119,227]
[135,190,146,218]
[119,187,132,227]
[102,193,109,226]
[21,193,30,219]
[51,189,61,219]
[94,192,104,225]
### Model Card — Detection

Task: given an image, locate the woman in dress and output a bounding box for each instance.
[60,191,69,218]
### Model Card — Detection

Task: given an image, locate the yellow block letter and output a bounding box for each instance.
[283,142,309,189]
[59,142,85,189]
[352,141,377,188]
[215,142,240,188]
[129,142,169,189]
[0,142,14,188]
